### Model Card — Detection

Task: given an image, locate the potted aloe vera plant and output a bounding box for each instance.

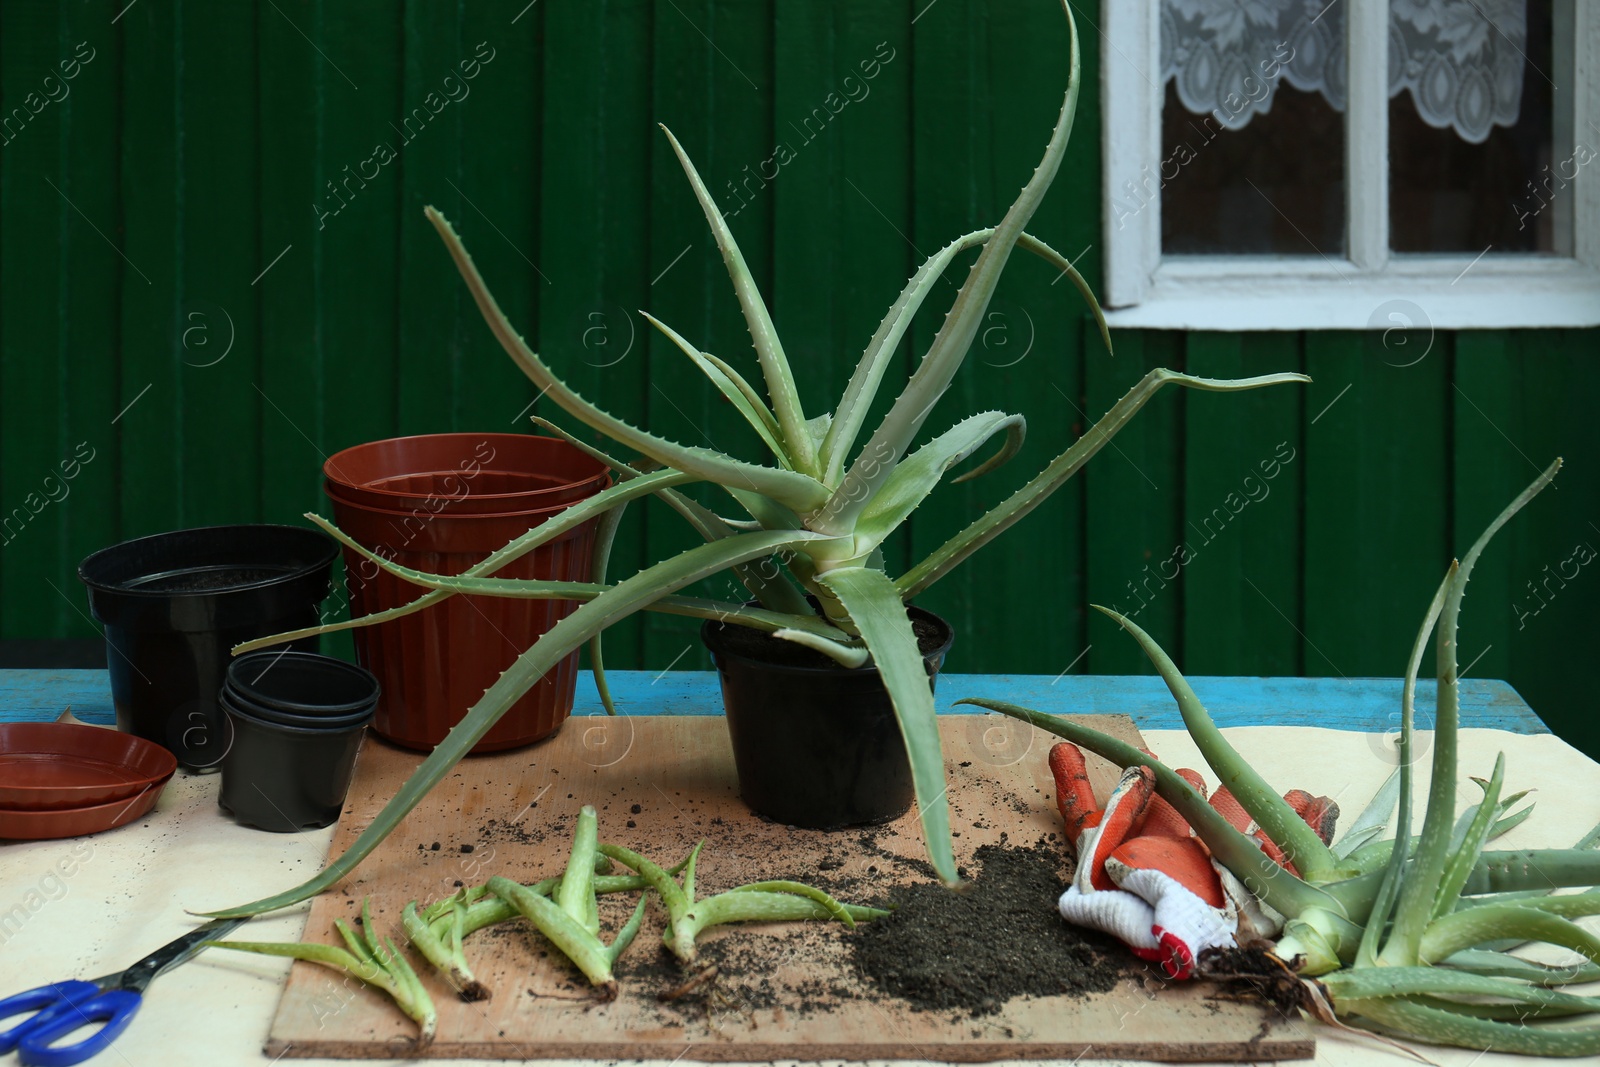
[213,0,1305,919]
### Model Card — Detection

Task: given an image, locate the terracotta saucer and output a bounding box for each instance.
[0,781,166,840]
[0,722,178,811]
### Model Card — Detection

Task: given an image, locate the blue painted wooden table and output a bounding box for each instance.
[0,669,1550,733]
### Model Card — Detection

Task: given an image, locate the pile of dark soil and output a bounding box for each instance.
[850,839,1134,1014]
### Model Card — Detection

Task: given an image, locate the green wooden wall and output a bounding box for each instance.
[2,1,1596,755]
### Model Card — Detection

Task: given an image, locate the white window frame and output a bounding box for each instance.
[1101,0,1600,330]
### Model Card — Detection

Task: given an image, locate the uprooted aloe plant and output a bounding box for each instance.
[596,841,889,965]
[210,0,1306,920]
[206,900,437,1043]
[968,458,1600,1055]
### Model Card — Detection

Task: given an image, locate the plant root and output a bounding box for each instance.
[658,964,720,1002]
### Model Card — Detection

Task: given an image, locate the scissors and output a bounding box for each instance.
[0,917,245,1067]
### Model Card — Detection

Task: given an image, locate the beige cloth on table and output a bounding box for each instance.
[2,726,1597,1067]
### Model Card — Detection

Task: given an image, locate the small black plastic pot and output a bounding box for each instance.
[701,605,954,830]
[78,525,338,772]
[218,702,371,832]
[224,651,381,729]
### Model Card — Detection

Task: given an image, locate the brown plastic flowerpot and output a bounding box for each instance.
[324,435,605,753]
[323,433,608,516]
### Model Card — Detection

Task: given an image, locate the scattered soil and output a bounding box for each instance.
[850,840,1134,1015]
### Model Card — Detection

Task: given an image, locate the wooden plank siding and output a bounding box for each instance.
[0,1,1595,755]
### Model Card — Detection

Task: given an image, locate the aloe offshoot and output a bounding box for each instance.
[205,900,437,1044]
[596,842,888,965]
[484,806,648,999]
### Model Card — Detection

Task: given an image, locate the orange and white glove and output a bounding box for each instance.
[1049,742,1337,979]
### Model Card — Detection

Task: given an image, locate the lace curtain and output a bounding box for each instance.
[1160,0,1528,144]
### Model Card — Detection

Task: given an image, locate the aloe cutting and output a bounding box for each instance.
[967,459,1600,1054]
[206,900,437,1044]
[210,0,1307,919]
[596,842,889,965]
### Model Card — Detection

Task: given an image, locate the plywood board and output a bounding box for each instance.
[266,714,1313,1061]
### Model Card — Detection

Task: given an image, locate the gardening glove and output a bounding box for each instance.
[1048,742,1338,980]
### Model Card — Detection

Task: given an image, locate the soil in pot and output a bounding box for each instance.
[703,605,953,831]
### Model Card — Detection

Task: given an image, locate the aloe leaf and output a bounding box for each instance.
[598,841,703,961]
[205,937,436,1041]
[360,900,384,959]
[232,467,697,654]
[303,510,846,644]
[426,207,828,511]
[817,1,1082,532]
[1433,754,1506,920]
[896,369,1309,598]
[1464,849,1600,895]
[606,895,650,965]
[642,311,791,465]
[820,227,994,486]
[681,888,884,941]
[770,627,870,667]
[703,352,781,439]
[587,490,631,716]
[814,566,956,885]
[1341,997,1600,1056]
[1476,891,1600,919]
[819,228,1109,487]
[1384,458,1561,965]
[595,842,694,917]
[334,917,375,967]
[403,900,484,1001]
[206,529,848,918]
[1332,769,1400,860]
[721,485,804,531]
[1346,801,1530,879]
[558,807,601,932]
[426,871,661,939]
[1324,965,1600,1014]
[657,126,813,476]
[530,417,813,615]
[1358,563,1454,970]
[846,412,1025,552]
[486,876,622,996]
[1442,949,1600,985]
[721,881,865,925]
[1091,605,1339,880]
[1420,903,1600,965]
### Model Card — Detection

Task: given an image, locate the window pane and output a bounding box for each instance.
[1158,3,1346,256]
[1389,0,1559,254]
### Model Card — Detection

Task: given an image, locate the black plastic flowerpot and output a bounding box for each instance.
[78,525,338,772]
[223,651,381,730]
[218,697,373,833]
[701,605,954,830]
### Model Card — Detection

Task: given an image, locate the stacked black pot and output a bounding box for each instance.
[218,650,379,832]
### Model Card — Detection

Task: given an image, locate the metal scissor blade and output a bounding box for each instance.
[114,917,248,993]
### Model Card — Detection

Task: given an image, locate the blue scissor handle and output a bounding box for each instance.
[14,989,140,1067]
[0,983,102,1055]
